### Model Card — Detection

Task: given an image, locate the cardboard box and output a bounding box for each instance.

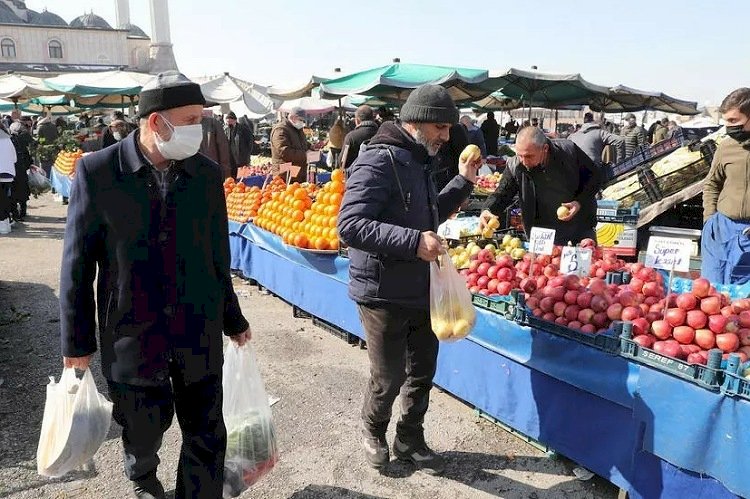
[596,222,637,256]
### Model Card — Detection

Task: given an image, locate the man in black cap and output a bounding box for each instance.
[60,71,250,499]
[341,104,379,171]
[224,111,253,178]
[338,84,480,475]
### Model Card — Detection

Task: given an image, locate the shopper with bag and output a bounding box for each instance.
[338,84,479,475]
[60,71,250,499]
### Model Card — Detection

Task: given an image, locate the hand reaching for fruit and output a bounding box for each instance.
[478,209,498,230]
[556,201,581,222]
[417,231,444,262]
[458,144,482,183]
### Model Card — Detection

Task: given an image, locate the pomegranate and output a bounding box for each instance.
[676,293,698,311]
[692,278,711,298]
[651,320,673,340]
[716,333,740,353]
[665,308,687,327]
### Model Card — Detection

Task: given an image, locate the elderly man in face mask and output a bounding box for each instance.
[271,106,310,182]
[338,84,479,475]
[59,71,250,499]
[479,126,602,245]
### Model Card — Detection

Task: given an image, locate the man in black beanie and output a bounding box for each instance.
[338,84,480,475]
[60,70,250,499]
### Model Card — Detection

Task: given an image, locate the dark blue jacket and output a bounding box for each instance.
[338,122,473,309]
[59,131,248,386]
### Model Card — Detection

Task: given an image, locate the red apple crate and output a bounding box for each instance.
[721,355,750,401]
[617,322,724,391]
[511,291,622,354]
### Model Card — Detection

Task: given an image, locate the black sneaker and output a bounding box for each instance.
[392,435,445,476]
[362,432,390,469]
[132,474,166,499]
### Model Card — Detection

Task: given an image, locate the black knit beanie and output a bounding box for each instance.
[400,84,459,124]
[138,71,206,118]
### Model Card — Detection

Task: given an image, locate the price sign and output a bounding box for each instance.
[644,236,692,272]
[278,162,301,177]
[561,246,593,276]
[528,227,556,255]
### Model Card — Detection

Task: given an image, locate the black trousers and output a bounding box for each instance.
[107,363,226,499]
[358,303,439,442]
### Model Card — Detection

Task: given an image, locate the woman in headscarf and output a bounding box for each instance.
[9,121,32,221]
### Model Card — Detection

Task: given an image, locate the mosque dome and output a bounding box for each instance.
[28,9,68,27]
[124,23,149,38]
[70,12,112,30]
[0,3,23,24]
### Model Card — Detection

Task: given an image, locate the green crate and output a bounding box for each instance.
[618,324,723,390]
[471,294,516,319]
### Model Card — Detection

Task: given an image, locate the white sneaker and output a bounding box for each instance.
[0,218,10,234]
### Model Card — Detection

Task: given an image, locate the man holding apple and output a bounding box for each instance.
[338,84,479,475]
[479,126,602,245]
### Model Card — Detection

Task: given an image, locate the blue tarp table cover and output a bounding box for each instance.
[230,223,746,498]
[50,168,71,198]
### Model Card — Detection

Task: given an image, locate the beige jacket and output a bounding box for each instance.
[703,137,750,221]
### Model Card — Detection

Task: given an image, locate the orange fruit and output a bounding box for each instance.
[328,238,339,250]
[331,169,344,182]
[293,233,309,248]
[314,238,328,250]
[304,209,313,220]
[327,216,337,228]
[324,205,336,216]
[292,210,304,222]
[294,189,308,201]
[329,192,342,205]
[318,192,329,204]
[330,180,345,194]
[293,199,305,211]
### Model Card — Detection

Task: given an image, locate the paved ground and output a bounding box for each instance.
[0,194,619,499]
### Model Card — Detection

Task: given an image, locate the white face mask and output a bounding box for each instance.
[153,114,203,160]
[113,131,123,141]
[292,119,305,130]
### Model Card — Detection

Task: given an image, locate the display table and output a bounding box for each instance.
[229,222,747,499]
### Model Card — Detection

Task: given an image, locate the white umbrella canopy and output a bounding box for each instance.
[44,69,154,96]
[195,73,275,119]
[278,97,338,116]
[0,73,57,101]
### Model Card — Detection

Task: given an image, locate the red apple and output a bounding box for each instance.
[578,308,595,324]
[739,329,750,346]
[588,278,607,295]
[496,255,514,268]
[564,290,579,305]
[700,296,721,315]
[694,329,716,350]
[665,308,687,327]
[565,305,581,322]
[632,317,650,336]
[555,316,568,326]
[477,248,494,263]
[634,334,655,348]
[581,324,596,334]
[707,314,728,334]
[621,306,640,321]
[739,311,750,328]
[477,262,491,277]
[487,279,499,294]
[716,332,740,353]
[692,278,711,298]
[553,301,567,317]
[590,295,608,313]
[477,276,490,289]
[651,320,673,340]
[592,312,608,329]
[496,267,514,282]
[535,275,548,290]
[676,293,698,311]
[686,310,707,329]
[642,281,661,297]
[543,312,557,322]
[687,352,707,365]
[577,292,593,309]
[543,264,558,277]
[467,273,480,287]
[532,307,543,317]
[673,325,696,345]
[568,321,582,330]
[628,277,644,293]
[496,281,513,295]
[607,303,623,321]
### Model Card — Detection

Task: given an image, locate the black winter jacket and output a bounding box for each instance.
[341,121,379,171]
[338,122,473,309]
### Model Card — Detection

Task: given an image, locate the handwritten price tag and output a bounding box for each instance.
[528,227,556,255]
[561,246,592,276]
[644,236,691,272]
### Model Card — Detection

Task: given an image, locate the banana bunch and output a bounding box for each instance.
[596,223,625,246]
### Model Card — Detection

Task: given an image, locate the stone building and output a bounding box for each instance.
[0,0,177,75]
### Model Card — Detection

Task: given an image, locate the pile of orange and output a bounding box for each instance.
[53,149,84,178]
[254,169,346,251]
[224,177,287,223]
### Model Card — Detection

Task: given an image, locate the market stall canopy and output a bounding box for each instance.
[195,73,275,119]
[43,69,154,96]
[23,96,82,115]
[278,97,339,116]
[268,75,330,100]
[480,68,610,107]
[318,63,491,103]
[589,85,700,115]
[470,91,522,111]
[0,73,57,101]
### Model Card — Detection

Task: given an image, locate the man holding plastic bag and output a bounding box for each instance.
[59,72,250,499]
[338,85,479,475]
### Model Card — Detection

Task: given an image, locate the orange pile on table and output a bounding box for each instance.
[255,169,346,251]
[224,177,287,223]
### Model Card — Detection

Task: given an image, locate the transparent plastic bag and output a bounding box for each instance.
[27,165,51,196]
[222,343,278,498]
[36,368,113,478]
[429,252,477,341]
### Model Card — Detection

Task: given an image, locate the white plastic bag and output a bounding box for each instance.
[36,368,113,478]
[27,165,51,196]
[429,252,477,342]
[222,343,278,498]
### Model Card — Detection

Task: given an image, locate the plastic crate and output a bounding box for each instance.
[292,305,312,319]
[721,355,750,401]
[312,316,359,345]
[512,292,622,354]
[617,322,724,390]
[471,294,516,319]
[596,203,640,224]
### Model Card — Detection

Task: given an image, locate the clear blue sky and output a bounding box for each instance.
[27,0,749,105]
